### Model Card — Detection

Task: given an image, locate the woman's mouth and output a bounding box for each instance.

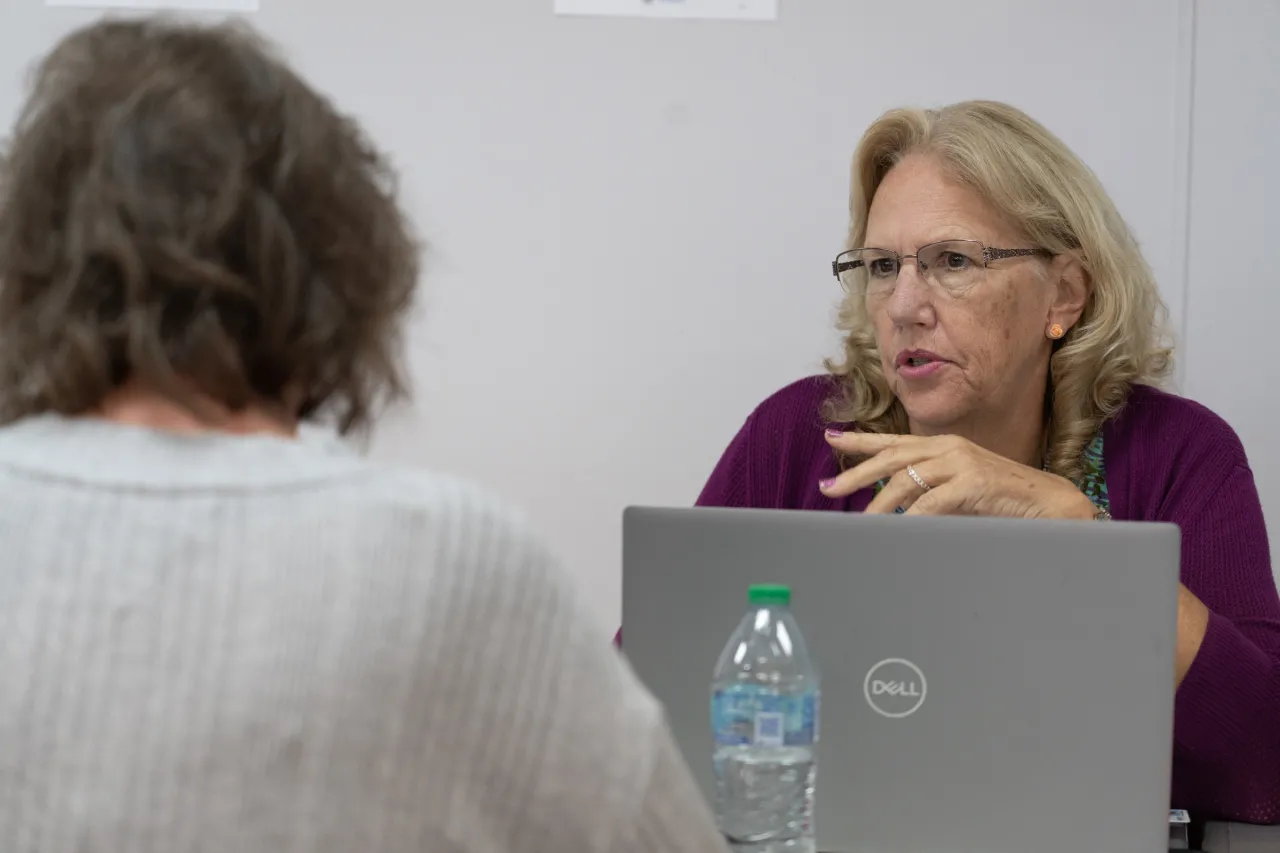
[896,350,949,379]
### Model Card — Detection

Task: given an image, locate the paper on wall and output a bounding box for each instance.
[46,0,258,10]
[555,0,776,21]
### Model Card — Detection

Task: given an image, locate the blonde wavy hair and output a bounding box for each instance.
[824,100,1173,482]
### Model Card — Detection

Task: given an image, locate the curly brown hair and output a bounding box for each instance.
[0,17,420,434]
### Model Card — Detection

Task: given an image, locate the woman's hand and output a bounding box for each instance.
[1176,584,1209,688]
[819,430,1098,520]
[823,430,1211,688]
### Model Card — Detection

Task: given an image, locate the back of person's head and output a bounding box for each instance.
[0,17,420,433]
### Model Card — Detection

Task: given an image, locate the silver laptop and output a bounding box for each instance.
[622,507,1180,853]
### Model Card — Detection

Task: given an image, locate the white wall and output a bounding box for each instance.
[1182,0,1280,574]
[2,1,1200,620]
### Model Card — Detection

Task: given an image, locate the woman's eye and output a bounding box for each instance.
[868,258,898,278]
[944,252,972,270]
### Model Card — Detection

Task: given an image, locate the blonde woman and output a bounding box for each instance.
[697,102,1280,822]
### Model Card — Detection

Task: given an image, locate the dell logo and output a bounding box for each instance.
[864,658,927,718]
[871,680,922,698]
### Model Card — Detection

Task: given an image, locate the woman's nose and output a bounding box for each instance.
[884,261,935,326]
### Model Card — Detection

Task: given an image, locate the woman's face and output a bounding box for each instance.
[863,154,1082,434]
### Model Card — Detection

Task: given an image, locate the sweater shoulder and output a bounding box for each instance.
[339,464,552,563]
[744,375,840,434]
[697,376,843,510]
[1111,384,1250,469]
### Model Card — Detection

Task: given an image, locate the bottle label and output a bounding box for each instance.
[711,685,819,748]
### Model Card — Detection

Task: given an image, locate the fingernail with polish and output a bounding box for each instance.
[818,478,837,491]
[825,428,843,438]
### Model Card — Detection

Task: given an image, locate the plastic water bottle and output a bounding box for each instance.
[711,584,820,853]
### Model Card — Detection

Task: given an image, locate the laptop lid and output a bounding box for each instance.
[622,507,1179,853]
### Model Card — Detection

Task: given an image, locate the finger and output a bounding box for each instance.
[819,454,903,498]
[902,481,971,517]
[824,429,922,457]
[819,439,942,497]
[864,461,945,514]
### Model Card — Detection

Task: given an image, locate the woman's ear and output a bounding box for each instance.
[1046,251,1091,333]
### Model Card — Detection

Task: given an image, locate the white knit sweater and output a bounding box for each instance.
[0,415,725,853]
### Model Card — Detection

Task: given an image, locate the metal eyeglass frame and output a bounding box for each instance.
[831,240,1051,288]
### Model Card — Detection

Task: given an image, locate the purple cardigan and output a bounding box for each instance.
[672,375,1280,823]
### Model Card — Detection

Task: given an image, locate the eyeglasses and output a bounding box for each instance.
[831,240,1050,298]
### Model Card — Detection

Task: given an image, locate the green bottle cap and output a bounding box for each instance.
[748,584,791,606]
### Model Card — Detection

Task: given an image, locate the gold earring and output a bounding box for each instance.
[1048,323,1065,340]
